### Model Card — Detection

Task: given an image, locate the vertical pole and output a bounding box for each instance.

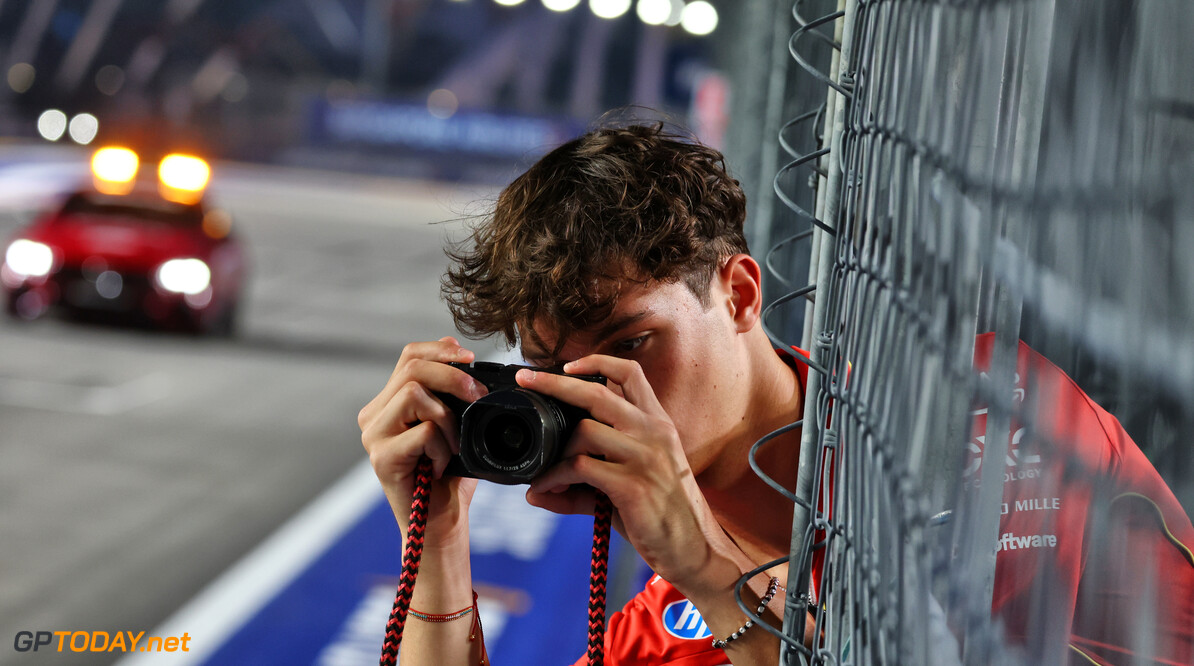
[803,0,845,347]
[783,0,856,661]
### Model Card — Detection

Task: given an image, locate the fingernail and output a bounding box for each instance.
[563,361,576,371]
[516,368,536,382]
[471,380,487,399]
[455,347,470,358]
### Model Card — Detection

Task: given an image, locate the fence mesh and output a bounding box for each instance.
[755,0,1194,664]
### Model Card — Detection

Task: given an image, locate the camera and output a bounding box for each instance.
[439,361,604,485]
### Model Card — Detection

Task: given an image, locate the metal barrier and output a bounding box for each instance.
[752,1,1194,663]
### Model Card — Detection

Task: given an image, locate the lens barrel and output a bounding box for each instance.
[458,388,569,483]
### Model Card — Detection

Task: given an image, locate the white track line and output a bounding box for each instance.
[115,459,383,665]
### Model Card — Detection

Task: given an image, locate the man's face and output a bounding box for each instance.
[519,277,747,475]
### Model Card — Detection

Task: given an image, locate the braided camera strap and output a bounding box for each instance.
[380,456,433,666]
[587,491,612,665]
[377,457,612,666]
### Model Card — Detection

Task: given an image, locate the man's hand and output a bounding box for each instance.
[358,336,488,549]
[358,335,488,665]
[518,354,746,598]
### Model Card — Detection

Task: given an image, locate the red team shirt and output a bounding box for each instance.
[971,333,1194,665]
[570,337,1193,665]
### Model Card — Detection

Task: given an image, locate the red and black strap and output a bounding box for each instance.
[379,456,433,666]
[378,457,612,666]
[587,491,613,666]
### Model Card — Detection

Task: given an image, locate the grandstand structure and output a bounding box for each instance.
[751,1,1194,663]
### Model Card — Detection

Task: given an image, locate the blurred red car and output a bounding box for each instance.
[1,148,247,335]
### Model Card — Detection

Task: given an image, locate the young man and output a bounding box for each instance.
[358,123,804,665]
[357,122,1194,665]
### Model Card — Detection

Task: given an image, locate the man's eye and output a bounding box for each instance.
[614,336,647,353]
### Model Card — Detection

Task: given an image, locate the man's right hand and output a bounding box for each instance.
[358,336,489,551]
[359,336,489,664]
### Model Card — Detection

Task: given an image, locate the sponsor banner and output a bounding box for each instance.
[309,98,584,159]
[202,482,628,665]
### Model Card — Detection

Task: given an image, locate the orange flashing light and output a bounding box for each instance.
[158,153,210,204]
[158,154,210,192]
[91,147,139,195]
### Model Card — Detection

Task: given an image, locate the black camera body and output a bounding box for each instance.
[438,361,604,485]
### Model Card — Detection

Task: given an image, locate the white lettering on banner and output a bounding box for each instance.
[468,483,560,560]
[1014,497,1060,513]
[995,532,1058,552]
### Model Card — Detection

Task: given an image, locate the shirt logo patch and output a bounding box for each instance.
[661,600,712,640]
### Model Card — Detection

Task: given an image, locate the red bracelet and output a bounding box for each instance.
[408,605,473,623]
[408,590,475,623]
[406,591,488,665]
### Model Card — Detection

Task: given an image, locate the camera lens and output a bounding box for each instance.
[457,386,579,483]
[482,413,534,465]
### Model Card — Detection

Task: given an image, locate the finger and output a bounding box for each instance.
[361,358,486,438]
[403,358,488,403]
[525,484,596,516]
[409,420,456,479]
[556,417,641,465]
[372,380,462,453]
[359,339,478,426]
[528,453,624,499]
[564,355,664,415]
[369,419,455,485]
[514,367,641,431]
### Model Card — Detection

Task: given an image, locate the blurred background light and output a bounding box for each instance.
[494,0,527,6]
[680,0,718,35]
[91,146,140,184]
[158,154,211,192]
[427,88,460,119]
[36,109,67,141]
[68,113,100,145]
[155,258,211,295]
[202,210,233,240]
[636,0,671,25]
[4,240,54,278]
[95,270,123,300]
[94,64,125,96]
[7,63,36,93]
[664,0,685,26]
[543,0,582,11]
[590,0,631,20]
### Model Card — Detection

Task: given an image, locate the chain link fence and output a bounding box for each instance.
[751,0,1194,663]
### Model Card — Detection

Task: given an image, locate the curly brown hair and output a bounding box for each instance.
[442,122,749,353]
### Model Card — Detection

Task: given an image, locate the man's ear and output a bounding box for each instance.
[719,253,762,333]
